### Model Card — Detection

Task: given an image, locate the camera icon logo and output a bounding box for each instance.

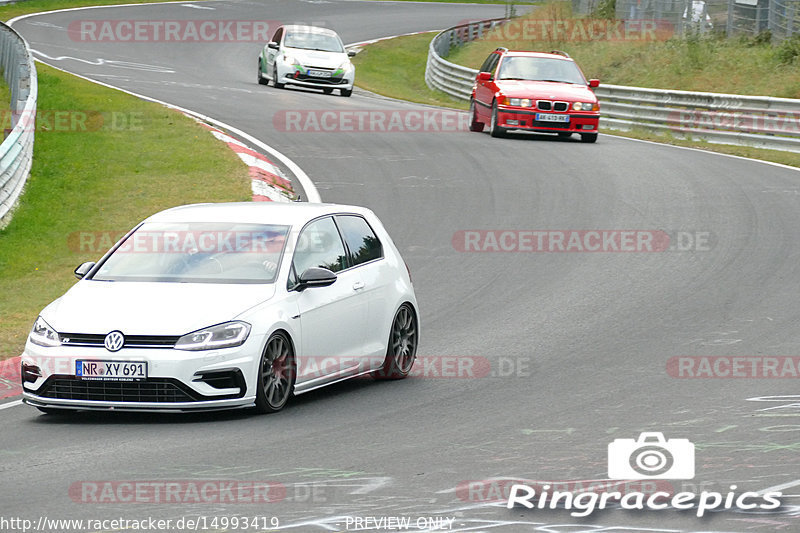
[608,432,695,480]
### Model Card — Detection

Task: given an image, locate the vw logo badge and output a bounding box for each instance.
[104,331,125,352]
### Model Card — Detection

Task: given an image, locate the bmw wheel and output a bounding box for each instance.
[273,64,285,89]
[469,99,484,132]
[581,133,598,143]
[374,304,418,380]
[489,100,506,138]
[255,331,296,413]
[257,59,268,85]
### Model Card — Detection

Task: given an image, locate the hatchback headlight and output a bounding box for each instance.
[29,316,61,347]
[175,321,251,351]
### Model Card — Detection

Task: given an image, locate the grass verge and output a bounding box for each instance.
[353,32,468,109]
[0,63,251,360]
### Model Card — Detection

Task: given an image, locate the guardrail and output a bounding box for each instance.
[425,20,800,153]
[0,21,36,228]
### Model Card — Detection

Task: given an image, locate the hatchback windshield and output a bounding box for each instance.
[497,57,586,84]
[92,222,289,284]
[284,31,344,53]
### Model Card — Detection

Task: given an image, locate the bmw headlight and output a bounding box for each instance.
[175,321,251,351]
[29,316,61,347]
[572,102,597,111]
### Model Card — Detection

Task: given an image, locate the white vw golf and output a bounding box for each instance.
[21,203,419,413]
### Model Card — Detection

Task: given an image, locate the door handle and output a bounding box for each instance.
[352,281,365,291]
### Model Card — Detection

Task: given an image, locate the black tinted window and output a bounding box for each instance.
[293,217,347,274]
[336,215,383,267]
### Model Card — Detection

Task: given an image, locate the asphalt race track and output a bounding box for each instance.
[3,1,800,531]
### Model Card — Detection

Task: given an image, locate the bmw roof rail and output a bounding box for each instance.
[549,50,571,58]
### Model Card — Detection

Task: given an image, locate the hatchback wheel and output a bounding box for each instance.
[257,59,268,85]
[255,332,295,413]
[340,88,352,97]
[273,65,285,89]
[374,304,418,379]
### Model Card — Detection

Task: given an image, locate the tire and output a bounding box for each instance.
[557,132,572,139]
[373,304,418,380]
[273,65,284,89]
[322,88,333,95]
[468,99,484,132]
[340,88,352,97]
[489,100,506,138]
[581,133,598,143]
[255,331,296,413]
[257,59,268,85]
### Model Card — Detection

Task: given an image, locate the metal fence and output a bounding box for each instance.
[425,19,800,152]
[575,0,800,40]
[0,21,36,228]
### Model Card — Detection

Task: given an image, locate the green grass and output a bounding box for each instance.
[0,63,251,359]
[352,33,468,109]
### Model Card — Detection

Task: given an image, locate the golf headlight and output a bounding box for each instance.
[175,321,251,351]
[29,316,61,347]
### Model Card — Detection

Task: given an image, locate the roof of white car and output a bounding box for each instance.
[281,25,339,36]
[146,202,375,226]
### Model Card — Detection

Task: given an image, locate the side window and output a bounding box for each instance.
[336,215,383,267]
[272,27,283,44]
[292,217,347,276]
[479,53,495,73]
[480,53,500,76]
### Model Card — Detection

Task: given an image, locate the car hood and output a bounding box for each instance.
[41,281,275,336]
[289,48,348,69]
[496,80,597,101]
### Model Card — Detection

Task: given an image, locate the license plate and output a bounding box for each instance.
[307,69,332,78]
[536,113,570,123]
[76,360,147,380]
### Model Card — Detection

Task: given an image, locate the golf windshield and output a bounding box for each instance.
[92,222,289,284]
[284,31,344,53]
[497,57,587,84]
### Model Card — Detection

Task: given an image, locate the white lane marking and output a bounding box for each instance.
[0,400,22,410]
[8,0,196,25]
[758,479,800,495]
[32,50,175,73]
[181,3,215,9]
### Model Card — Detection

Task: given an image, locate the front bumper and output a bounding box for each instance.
[277,62,354,91]
[20,338,261,412]
[497,107,599,133]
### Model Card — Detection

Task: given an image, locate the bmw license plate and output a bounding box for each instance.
[307,70,332,78]
[536,113,570,123]
[76,360,147,380]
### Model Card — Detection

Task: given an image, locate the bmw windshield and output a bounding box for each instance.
[497,56,587,84]
[91,222,289,284]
